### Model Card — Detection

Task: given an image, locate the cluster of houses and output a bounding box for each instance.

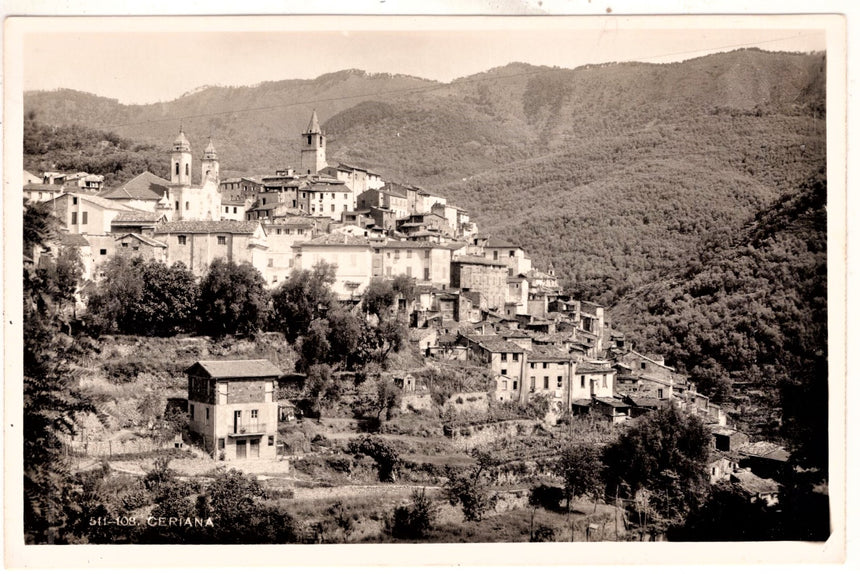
[27,110,789,503]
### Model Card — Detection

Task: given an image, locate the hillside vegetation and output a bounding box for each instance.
[611,170,827,470]
[25,48,825,304]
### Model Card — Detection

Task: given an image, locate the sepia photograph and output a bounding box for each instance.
[4,7,849,568]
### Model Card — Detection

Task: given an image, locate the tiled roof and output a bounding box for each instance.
[24,183,63,192]
[302,183,350,193]
[62,193,133,212]
[102,171,169,201]
[380,183,408,199]
[594,397,629,409]
[529,346,573,362]
[59,233,90,247]
[298,234,373,247]
[576,362,615,374]
[189,359,284,379]
[453,255,507,267]
[463,334,527,354]
[265,217,314,228]
[115,233,168,248]
[155,220,261,235]
[112,211,165,223]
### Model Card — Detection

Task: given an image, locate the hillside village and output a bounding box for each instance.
[24,108,806,543]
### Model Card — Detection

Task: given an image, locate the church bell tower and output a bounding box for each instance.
[300,109,326,175]
[171,130,193,186]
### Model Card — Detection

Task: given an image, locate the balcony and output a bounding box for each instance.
[227,423,267,437]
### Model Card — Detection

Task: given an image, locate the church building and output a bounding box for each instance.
[168,131,223,221]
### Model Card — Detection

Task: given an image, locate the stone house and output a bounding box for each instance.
[186,359,282,461]
[451,256,508,311]
[114,233,168,264]
[292,233,374,300]
[372,240,455,287]
[153,220,268,276]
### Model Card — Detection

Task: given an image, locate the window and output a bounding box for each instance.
[185,201,190,210]
[513,380,518,390]
[544,376,549,389]
[99,249,107,255]
[493,250,498,260]
[394,250,400,260]
[206,407,210,420]
[233,207,238,214]
[72,196,78,205]
[424,267,430,280]
[268,258,274,267]
[81,212,88,225]
[602,375,607,388]
[218,438,225,449]
[262,197,267,205]
[543,362,548,369]
[529,362,535,369]
[658,388,664,399]
[225,206,229,213]
[501,353,507,362]
[557,376,563,388]
[406,266,412,276]
[501,369,507,376]
[175,201,180,210]
[307,135,312,145]
[190,405,195,419]
[121,242,129,248]
[217,236,226,245]
[277,228,282,235]
[509,250,515,257]
[581,376,586,388]
[331,204,335,212]
[268,435,275,446]
[501,379,508,390]
[344,193,348,199]
[512,353,519,362]
[406,249,413,259]
[251,409,258,419]
[178,235,186,245]
[71,212,77,225]
[185,163,189,176]
[175,162,179,175]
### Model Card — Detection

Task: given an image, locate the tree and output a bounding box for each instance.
[271,261,336,342]
[23,208,94,543]
[362,277,396,318]
[304,363,338,419]
[443,451,498,522]
[556,444,604,508]
[200,468,297,543]
[387,488,437,540]
[83,255,143,334]
[347,435,402,482]
[603,405,710,524]
[134,261,199,336]
[374,379,402,422]
[23,200,59,255]
[197,259,269,337]
[297,318,332,373]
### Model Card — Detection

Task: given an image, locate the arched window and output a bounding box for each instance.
[307,135,312,145]
[175,162,179,175]
[185,163,189,176]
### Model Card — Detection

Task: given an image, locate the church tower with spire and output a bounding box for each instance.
[300,109,326,175]
[171,130,193,186]
[201,138,220,184]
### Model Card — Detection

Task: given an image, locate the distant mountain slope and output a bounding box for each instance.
[25,49,825,303]
[610,170,827,456]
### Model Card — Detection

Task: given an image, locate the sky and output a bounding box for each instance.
[19,17,828,105]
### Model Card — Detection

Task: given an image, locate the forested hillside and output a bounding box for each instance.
[23,112,168,188]
[610,170,827,469]
[25,49,825,303]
